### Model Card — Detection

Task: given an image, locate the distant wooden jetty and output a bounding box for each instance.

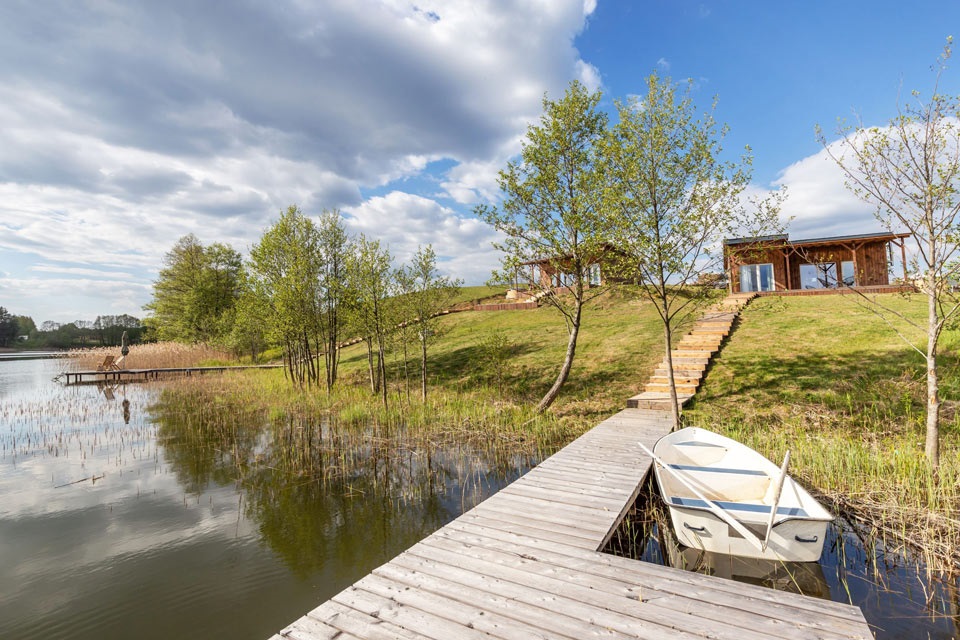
[272,408,872,640]
[61,364,282,385]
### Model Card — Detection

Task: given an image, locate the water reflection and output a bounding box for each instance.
[0,361,549,640]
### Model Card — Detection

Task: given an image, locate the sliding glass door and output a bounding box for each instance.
[739,263,775,292]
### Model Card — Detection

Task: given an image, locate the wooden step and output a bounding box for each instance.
[671,349,715,358]
[653,368,705,377]
[647,375,701,386]
[686,327,728,335]
[679,337,724,347]
[644,383,699,394]
[658,359,708,369]
[626,391,694,410]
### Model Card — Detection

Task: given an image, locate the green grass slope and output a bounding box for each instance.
[686,293,959,570]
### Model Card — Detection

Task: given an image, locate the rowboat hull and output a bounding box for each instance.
[652,427,833,562]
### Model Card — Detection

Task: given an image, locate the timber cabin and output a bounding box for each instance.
[723,231,911,294]
[521,244,626,290]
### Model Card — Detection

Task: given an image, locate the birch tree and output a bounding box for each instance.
[249,206,323,387]
[317,209,350,391]
[476,80,609,412]
[402,245,461,400]
[604,73,782,427]
[818,39,960,469]
[346,236,394,408]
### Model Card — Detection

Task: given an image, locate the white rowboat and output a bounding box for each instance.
[647,427,833,562]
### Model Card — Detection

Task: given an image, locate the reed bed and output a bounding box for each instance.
[141,370,564,515]
[65,342,234,371]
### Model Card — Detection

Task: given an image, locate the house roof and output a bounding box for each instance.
[724,231,910,249]
[519,242,624,266]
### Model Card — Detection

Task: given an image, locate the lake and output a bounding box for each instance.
[0,357,539,639]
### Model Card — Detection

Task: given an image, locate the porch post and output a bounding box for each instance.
[900,239,908,284]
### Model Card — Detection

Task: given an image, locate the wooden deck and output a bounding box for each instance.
[272,408,872,640]
[61,364,282,385]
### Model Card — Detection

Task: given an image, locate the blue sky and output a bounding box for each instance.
[1,0,957,324]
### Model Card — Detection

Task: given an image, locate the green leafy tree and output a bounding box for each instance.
[603,73,783,427]
[0,307,17,347]
[317,209,351,391]
[15,315,36,339]
[401,245,462,400]
[476,80,609,412]
[144,234,243,344]
[249,206,323,387]
[345,236,395,407]
[817,39,960,468]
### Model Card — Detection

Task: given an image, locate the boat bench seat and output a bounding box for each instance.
[669,496,809,518]
[668,463,767,477]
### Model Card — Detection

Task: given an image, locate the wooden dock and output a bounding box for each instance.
[272,408,872,640]
[61,364,283,385]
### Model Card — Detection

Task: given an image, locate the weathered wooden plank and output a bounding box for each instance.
[420,530,869,639]
[278,614,365,640]
[456,510,600,549]
[471,498,613,536]
[408,537,794,640]
[500,482,626,510]
[331,585,493,640]
[475,494,616,533]
[308,601,424,640]
[511,472,637,499]
[374,561,628,640]
[441,519,871,631]
[357,572,561,640]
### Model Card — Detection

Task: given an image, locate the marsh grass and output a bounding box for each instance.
[686,293,960,573]
[66,342,234,370]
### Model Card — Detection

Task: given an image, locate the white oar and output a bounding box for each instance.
[761,450,791,552]
[638,442,764,552]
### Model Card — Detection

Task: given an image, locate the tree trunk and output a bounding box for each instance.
[365,338,377,393]
[926,278,941,469]
[377,345,388,409]
[536,307,581,413]
[663,320,681,428]
[421,335,428,401]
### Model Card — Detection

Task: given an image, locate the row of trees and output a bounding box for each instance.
[0,307,142,349]
[478,75,784,421]
[146,208,461,405]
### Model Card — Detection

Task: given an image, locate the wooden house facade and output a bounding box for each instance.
[521,244,627,291]
[723,232,911,294]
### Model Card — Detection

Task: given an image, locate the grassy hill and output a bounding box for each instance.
[335,286,689,422]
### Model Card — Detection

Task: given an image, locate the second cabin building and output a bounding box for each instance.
[723,231,911,294]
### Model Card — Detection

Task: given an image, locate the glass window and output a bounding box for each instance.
[739,264,774,292]
[588,264,601,286]
[800,263,838,289]
[841,260,856,286]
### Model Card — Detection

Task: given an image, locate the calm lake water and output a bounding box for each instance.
[0,358,540,639]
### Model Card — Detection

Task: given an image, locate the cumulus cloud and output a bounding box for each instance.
[0,1,597,320]
[343,191,503,284]
[773,143,888,239]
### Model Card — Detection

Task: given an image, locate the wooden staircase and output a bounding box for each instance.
[626,292,756,410]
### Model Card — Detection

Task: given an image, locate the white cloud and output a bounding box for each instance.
[0,1,595,321]
[774,144,887,239]
[344,191,503,285]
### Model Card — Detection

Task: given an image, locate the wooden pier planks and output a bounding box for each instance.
[61,363,283,385]
[272,408,872,640]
